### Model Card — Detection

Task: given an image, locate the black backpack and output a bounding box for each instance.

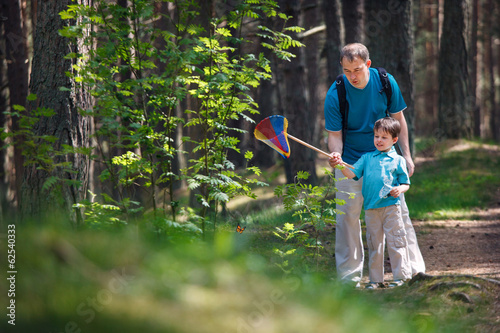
[335,67,392,153]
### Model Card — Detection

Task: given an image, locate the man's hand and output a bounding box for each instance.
[328,152,342,168]
[405,156,415,177]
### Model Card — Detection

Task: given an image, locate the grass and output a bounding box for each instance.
[407,140,500,220]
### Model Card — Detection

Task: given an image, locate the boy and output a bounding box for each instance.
[338,117,412,288]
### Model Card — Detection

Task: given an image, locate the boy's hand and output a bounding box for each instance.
[390,185,409,198]
[390,186,403,198]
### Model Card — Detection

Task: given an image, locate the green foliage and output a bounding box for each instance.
[272,222,308,273]
[1,97,81,202]
[73,191,142,228]
[273,169,343,271]
[33,0,306,232]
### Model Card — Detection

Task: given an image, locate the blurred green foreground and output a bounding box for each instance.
[1,220,497,333]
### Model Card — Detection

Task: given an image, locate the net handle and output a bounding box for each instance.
[287,134,354,169]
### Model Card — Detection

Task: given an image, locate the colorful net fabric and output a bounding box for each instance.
[254,115,291,158]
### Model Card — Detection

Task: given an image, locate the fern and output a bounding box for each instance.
[42,176,59,192]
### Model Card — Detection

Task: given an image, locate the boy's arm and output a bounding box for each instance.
[390,184,409,198]
[340,166,356,179]
[340,154,364,179]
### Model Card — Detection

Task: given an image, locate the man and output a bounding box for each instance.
[324,43,425,285]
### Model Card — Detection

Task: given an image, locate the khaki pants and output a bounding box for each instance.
[334,169,425,282]
[365,205,412,282]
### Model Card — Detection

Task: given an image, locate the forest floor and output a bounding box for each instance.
[409,144,500,281]
[413,211,500,280]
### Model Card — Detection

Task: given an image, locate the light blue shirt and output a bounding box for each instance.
[351,146,410,210]
[324,68,407,164]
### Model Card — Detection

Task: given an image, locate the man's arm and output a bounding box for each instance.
[391,111,415,177]
[327,130,343,167]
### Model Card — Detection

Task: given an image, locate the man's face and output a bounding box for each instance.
[341,56,371,89]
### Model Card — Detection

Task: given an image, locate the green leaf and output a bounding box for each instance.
[42,176,59,192]
[59,10,75,20]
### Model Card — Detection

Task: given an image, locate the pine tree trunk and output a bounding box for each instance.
[484,0,497,141]
[253,13,277,168]
[470,0,480,138]
[0,0,29,219]
[323,0,342,84]
[341,0,364,44]
[365,0,416,155]
[438,0,471,139]
[279,0,317,185]
[20,0,91,223]
[302,0,321,150]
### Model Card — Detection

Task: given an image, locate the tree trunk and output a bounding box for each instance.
[187,0,214,210]
[20,0,91,223]
[484,0,497,141]
[253,14,276,168]
[438,0,471,139]
[279,0,317,185]
[0,0,29,220]
[323,0,342,84]
[302,0,321,149]
[341,0,363,44]
[0,14,8,224]
[365,0,416,156]
[414,0,439,137]
[470,0,480,138]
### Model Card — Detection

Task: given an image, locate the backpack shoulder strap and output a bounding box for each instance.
[375,67,392,117]
[335,74,348,154]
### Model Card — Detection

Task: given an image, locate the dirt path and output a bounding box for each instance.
[413,208,500,280]
[356,207,500,284]
[406,143,500,280]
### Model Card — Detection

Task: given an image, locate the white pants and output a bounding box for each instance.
[365,205,412,282]
[334,169,425,282]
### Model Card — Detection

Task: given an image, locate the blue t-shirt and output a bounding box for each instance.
[324,68,407,164]
[351,147,410,210]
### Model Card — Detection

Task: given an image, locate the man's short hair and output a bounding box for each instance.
[374,117,401,138]
[340,43,370,63]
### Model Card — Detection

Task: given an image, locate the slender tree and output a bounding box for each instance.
[302,0,321,148]
[341,0,364,44]
[20,0,91,223]
[253,15,277,168]
[483,0,497,140]
[365,0,416,155]
[438,0,471,139]
[279,0,317,184]
[323,0,342,84]
[470,0,480,138]
[0,0,29,218]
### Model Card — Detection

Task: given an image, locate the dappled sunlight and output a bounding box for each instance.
[415,220,500,279]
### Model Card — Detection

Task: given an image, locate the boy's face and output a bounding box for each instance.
[374,128,398,152]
